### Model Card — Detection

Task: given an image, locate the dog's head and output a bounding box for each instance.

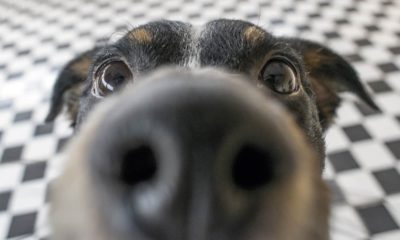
[47,19,378,240]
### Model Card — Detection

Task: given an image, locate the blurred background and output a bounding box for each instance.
[0,0,399,239]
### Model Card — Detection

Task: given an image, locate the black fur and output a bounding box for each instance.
[46,19,378,168]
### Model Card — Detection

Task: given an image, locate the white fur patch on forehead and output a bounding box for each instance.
[183,24,204,69]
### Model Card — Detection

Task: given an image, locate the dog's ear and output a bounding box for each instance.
[45,48,98,126]
[285,38,379,130]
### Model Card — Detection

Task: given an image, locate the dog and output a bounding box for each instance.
[46,19,378,240]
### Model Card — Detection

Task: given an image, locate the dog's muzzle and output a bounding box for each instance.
[52,69,327,240]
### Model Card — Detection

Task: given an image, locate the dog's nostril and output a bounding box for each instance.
[232,144,275,191]
[120,145,157,186]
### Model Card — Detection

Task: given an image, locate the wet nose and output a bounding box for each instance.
[86,69,311,240]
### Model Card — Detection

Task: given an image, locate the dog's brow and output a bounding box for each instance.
[243,26,265,45]
[129,28,153,44]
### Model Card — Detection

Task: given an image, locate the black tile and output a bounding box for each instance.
[368,80,392,93]
[271,19,284,25]
[309,13,321,18]
[283,7,295,12]
[378,63,399,73]
[41,37,54,43]
[389,46,400,55]
[56,137,70,153]
[342,124,372,142]
[96,19,110,25]
[149,2,162,7]
[325,31,340,39]
[223,7,235,13]
[328,150,359,172]
[365,24,379,32]
[297,25,311,31]
[0,99,13,109]
[1,145,23,163]
[246,13,259,20]
[57,43,70,50]
[33,57,48,64]
[386,139,400,159]
[0,191,11,212]
[318,2,331,7]
[373,168,400,195]
[167,7,180,13]
[7,72,23,80]
[355,39,372,46]
[325,180,345,204]
[78,31,91,37]
[355,102,380,116]
[3,42,15,49]
[345,53,363,63]
[189,13,201,19]
[374,12,386,18]
[17,49,31,56]
[22,161,47,182]
[62,24,74,30]
[13,110,33,122]
[7,212,37,238]
[382,0,394,6]
[345,7,357,12]
[335,18,349,25]
[357,203,399,235]
[34,123,54,136]
[202,2,214,8]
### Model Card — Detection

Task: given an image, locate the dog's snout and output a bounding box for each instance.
[58,69,324,240]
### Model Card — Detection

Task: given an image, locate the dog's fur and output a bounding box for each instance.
[47,19,378,240]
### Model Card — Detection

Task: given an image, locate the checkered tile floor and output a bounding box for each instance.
[0,0,400,239]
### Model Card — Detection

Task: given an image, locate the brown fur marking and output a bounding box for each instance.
[129,28,152,44]
[70,56,92,76]
[244,26,265,44]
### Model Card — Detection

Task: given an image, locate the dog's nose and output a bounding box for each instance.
[85,69,316,240]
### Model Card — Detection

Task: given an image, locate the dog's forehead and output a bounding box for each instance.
[116,19,277,71]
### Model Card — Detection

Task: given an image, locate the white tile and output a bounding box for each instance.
[370,32,399,48]
[328,39,358,55]
[0,163,23,192]
[2,123,34,146]
[35,205,50,238]
[336,170,385,206]
[323,159,335,180]
[330,205,368,240]
[335,102,363,126]
[373,230,400,240]
[22,136,57,162]
[325,126,351,152]
[351,141,396,171]
[10,182,46,214]
[0,111,13,130]
[364,115,400,141]
[353,62,383,82]
[339,25,368,39]
[360,46,393,64]
[386,73,400,92]
[376,93,400,115]
[0,213,11,240]
[385,194,400,227]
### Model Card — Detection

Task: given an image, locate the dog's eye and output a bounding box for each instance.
[260,60,298,94]
[94,61,132,96]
